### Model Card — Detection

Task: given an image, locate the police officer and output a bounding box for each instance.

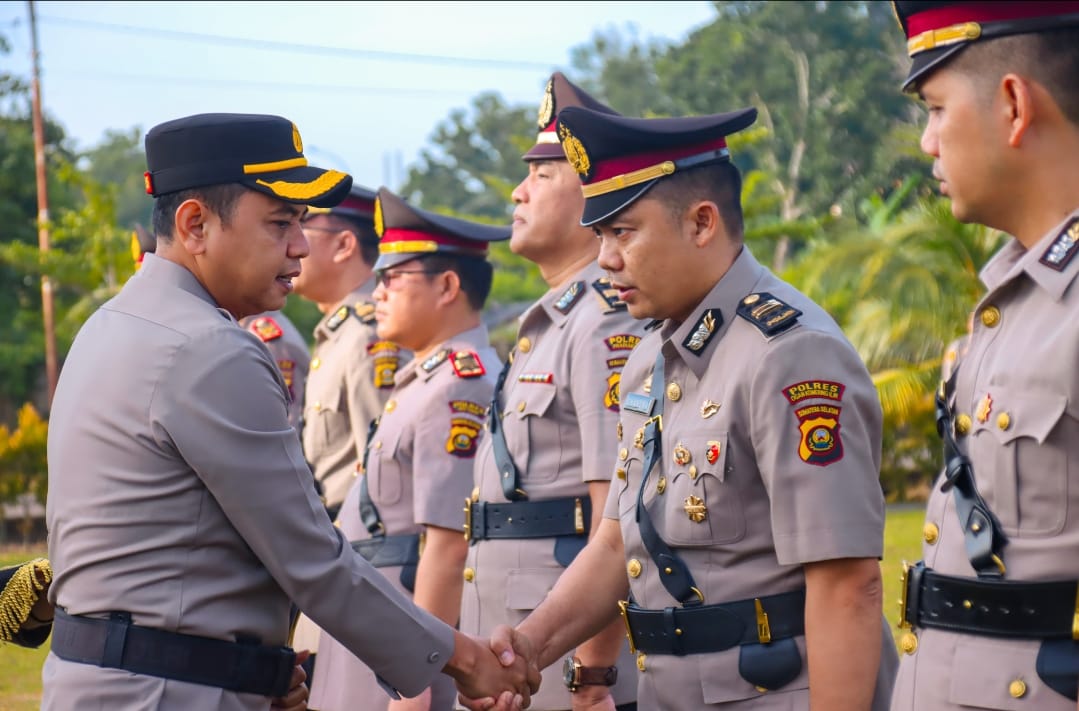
[311,187,506,711]
[465,107,899,710]
[44,113,538,711]
[294,185,406,518]
[889,3,1079,709]
[0,558,52,647]
[240,310,310,431]
[459,73,640,711]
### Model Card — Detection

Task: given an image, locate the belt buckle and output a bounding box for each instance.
[463,498,473,541]
[617,600,637,654]
[898,560,916,629]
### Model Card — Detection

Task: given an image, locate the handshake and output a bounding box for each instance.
[448,626,542,711]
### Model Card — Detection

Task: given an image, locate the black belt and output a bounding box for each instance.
[351,533,421,568]
[51,610,295,697]
[465,497,589,543]
[901,561,1079,639]
[618,588,806,656]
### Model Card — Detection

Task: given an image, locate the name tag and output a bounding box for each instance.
[623,392,655,416]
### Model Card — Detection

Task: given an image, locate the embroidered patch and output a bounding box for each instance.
[559,123,591,178]
[518,373,554,384]
[1039,217,1079,271]
[737,293,802,337]
[783,380,845,404]
[277,359,296,398]
[421,348,451,373]
[795,404,844,466]
[700,400,721,419]
[326,305,351,332]
[622,392,654,416]
[355,301,377,324]
[367,341,400,389]
[450,400,487,418]
[606,356,628,369]
[604,372,622,412]
[451,351,486,378]
[705,441,721,464]
[605,334,641,351]
[591,278,628,314]
[554,281,585,314]
[249,316,283,342]
[683,309,722,354]
[446,417,482,458]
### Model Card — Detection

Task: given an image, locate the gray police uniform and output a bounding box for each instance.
[44,254,455,711]
[608,247,897,710]
[240,310,310,430]
[891,210,1079,710]
[303,281,406,512]
[460,261,641,708]
[311,325,498,711]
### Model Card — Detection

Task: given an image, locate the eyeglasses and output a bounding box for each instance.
[374,269,442,289]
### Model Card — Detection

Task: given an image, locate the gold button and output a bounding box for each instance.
[518,337,532,353]
[962,599,972,609]
[923,522,939,545]
[997,412,1011,431]
[373,441,382,450]
[955,414,972,435]
[666,382,682,402]
[1009,679,1027,699]
[980,305,1001,328]
[619,448,629,461]
[463,567,475,582]
[517,401,526,412]
[743,294,760,305]
[385,399,396,413]
[616,468,627,480]
[656,475,667,494]
[899,630,918,655]
[627,559,642,578]
[636,652,646,672]
[688,464,698,480]
[311,357,321,370]
[755,686,768,693]
[616,422,623,440]
[312,401,322,412]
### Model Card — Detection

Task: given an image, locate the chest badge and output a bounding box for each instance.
[633,427,645,450]
[616,421,623,441]
[684,495,707,523]
[672,443,692,466]
[975,393,993,424]
[700,400,720,418]
[705,441,722,465]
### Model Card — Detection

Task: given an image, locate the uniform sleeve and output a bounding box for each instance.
[749,329,886,565]
[570,311,644,483]
[412,377,489,530]
[153,329,454,696]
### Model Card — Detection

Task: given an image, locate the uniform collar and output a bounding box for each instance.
[139,253,235,322]
[661,246,765,380]
[315,283,377,340]
[527,261,607,328]
[408,323,492,384]
[981,207,1079,301]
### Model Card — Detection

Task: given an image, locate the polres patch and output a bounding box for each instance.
[446,417,482,458]
[605,334,641,351]
[604,371,622,412]
[449,400,487,418]
[795,403,843,466]
[783,380,845,404]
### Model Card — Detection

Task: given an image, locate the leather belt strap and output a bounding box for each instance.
[620,588,806,656]
[466,497,589,542]
[351,533,421,568]
[901,561,1079,640]
[51,610,296,697]
[359,416,385,537]
[489,357,527,502]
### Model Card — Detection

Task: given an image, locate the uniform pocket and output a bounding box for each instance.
[508,382,559,484]
[505,567,563,611]
[303,387,344,455]
[948,636,1062,710]
[659,432,745,546]
[369,428,404,506]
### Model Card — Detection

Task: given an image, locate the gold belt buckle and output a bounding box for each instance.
[617,599,637,654]
[573,498,585,534]
[898,560,912,629]
[1072,583,1079,641]
[463,498,473,540]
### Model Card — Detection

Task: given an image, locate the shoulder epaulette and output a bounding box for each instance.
[421,348,451,373]
[326,305,352,332]
[682,308,723,355]
[553,280,585,315]
[451,350,486,378]
[249,316,283,342]
[1039,216,1079,271]
[354,301,377,324]
[591,278,628,314]
[736,292,802,338]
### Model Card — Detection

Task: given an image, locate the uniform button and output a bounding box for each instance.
[688,465,698,480]
[518,337,532,353]
[385,399,396,413]
[997,412,1011,431]
[627,559,642,578]
[899,630,918,655]
[619,448,628,461]
[755,686,768,693]
[980,305,1001,328]
[463,567,475,582]
[923,522,939,545]
[666,382,682,402]
[311,401,322,412]
[373,441,382,450]
[427,651,440,664]
[616,468,627,480]
[1009,679,1027,699]
[311,357,321,370]
[955,414,972,435]
[636,652,646,672]
[517,401,526,412]
[656,475,667,494]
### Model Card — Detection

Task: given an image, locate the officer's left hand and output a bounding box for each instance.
[270,650,310,711]
[570,687,616,711]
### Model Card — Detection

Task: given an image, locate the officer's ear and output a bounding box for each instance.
[433,268,462,308]
[1000,73,1035,149]
[174,199,211,256]
[684,199,721,249]
[333,229,359,264]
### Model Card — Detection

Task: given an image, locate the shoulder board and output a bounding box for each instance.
[736,292,802,337]
[553,280,585,315]
[1039,216,1079,271]
[644,319,664,332]
[451,350,487,378]
[421,348,452,373]
[248,316,283,342]
[326,305,352,332]
[682,308,723,355]
[591,278,628,314]
[354,301,377,324]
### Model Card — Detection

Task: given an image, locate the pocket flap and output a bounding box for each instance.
[948,635,1056,709]
[505,567,563,611]
[510,382,557,420]
[979,390,1066,446]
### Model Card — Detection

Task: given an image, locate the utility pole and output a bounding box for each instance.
[28,0,58,406]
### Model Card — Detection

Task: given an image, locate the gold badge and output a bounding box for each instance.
[975,393,993,423]
[627,559,642,578]
[656,475,667,494]
[616,421,623,440]
[373,196,384,237]
[666,382,682,402]
[688,464,698,480]
[672,443,691,466]
[705,441,721,465]
[558,124,590,177]
[684,495,707,523]
[291,122,303,153]
[633,427,645,450]
[604,372,622,412]
[537,78,555,129]
[700,400,720,418]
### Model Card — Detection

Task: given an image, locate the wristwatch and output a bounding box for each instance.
[562,656,618,692]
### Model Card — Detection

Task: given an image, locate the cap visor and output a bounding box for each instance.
[244,166,353,207]
[523,143,567,161]
[580,180,660,227]
[901,45,966,92]
[374,251,427,271]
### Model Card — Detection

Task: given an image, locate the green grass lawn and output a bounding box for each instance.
[0,507,927,708]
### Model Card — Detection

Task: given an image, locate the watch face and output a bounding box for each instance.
[562,657,577,688]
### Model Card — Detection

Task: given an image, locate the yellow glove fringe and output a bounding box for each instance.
[0,558,51,643]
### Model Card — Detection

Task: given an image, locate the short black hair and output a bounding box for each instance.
[419,254,493,311]
[646,161,744,242]
[335,214,379,267]
[151,183,249,241]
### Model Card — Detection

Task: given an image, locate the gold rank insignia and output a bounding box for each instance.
[554,280,585,314]
[537,78,555,129]
[705,441,722,465]
[701,400,720,418]
[451,350,486,378]
[672,443,691,466]
[446,417,482,458]
[250,316,283,342]
[737,292,802,338]
[683,308,721,354]
[558,123,591,178]
[355,301,376,324]
[604,372,622,413]
[326,305,351,332]
[373,196,385,237]
[421,348,451,373]
[616,421,623,440]
[591,278,628,314]
[975,393,993,423]
[684,495,707,523]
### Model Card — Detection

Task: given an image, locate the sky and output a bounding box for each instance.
[0,1,717,190]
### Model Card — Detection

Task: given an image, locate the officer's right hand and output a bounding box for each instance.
[451,631,538,710]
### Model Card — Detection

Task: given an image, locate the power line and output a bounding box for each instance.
[37,14,554,71]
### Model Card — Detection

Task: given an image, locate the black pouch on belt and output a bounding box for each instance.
[351,534,420,593]
[738,638,803,691]
[1037,639,1079,701]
